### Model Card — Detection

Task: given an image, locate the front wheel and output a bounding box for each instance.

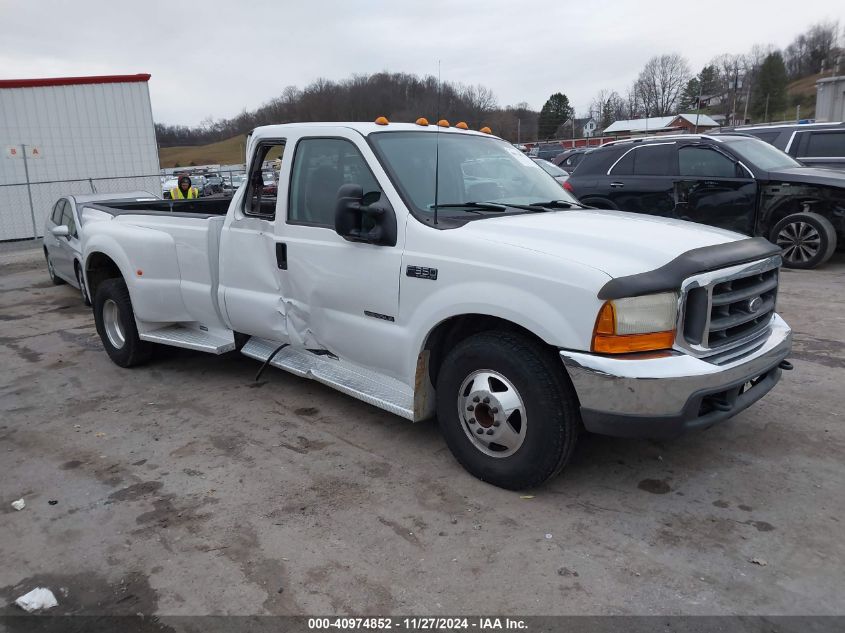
[771,211,837,269]
[93,278,153,367]
[436,331,580,490]
[45,251,64,285]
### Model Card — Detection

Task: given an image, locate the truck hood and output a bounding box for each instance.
[459,209,745,279]
[767,167,845,188]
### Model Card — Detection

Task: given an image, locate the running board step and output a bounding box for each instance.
[140,325,235,354]
[241,338,414,420]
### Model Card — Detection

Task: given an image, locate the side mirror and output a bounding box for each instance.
[334,184,397,247]
[51,225,69,238]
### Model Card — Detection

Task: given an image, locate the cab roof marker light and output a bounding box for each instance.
[416,117,430,126]
[479,126,492,134]
[375,116,389,125]
[455,121,469,130]
[437,119,450,128]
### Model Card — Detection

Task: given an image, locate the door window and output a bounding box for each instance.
[803,131,844,157]
[51,200,65,224]
[243,141,284,218]
[288,138,381,227]
[609,149,635,175]
[60,205,77,238]
[632,144,677,176]
[678,146,737,178]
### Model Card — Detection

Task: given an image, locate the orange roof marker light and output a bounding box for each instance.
[415,117,430,126]
[479,126,492,134]
[437,119,450,127]
[455,121,469,130]
[375,116,389,125]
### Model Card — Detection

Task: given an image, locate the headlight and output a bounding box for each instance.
[592,291,678,354]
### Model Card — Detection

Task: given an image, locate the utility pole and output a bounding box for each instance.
[764,94,770,122]
[20,144,38,239]
[517,118,521,144]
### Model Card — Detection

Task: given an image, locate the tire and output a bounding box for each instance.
[93,278,153,367]
[75,263,91,307]
[435,330,580,490]
[770,211,837,269]
[45,250,65,285]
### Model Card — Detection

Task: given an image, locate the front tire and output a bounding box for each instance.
[75,263,91,307]
[436,331,580,490]
[93,278,152,367]
[771,211,837,269]
[45,251,64,285]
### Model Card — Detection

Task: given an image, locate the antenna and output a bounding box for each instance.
[433,60,441,226]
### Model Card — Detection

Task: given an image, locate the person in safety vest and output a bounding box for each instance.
[170,175,199,199]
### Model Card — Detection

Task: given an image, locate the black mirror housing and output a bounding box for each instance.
[334,184,397,247]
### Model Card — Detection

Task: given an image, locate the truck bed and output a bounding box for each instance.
[87,198,231,218]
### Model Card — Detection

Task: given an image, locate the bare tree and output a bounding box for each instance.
[634,54,691,116]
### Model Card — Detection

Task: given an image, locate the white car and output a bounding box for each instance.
[43,191,157,305]
[77,121,792,489]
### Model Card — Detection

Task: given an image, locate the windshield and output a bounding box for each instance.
[533,159,567,177]
[722,137,802,171]
[369,132,577,218]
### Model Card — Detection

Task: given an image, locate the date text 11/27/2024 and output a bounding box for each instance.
[307,617,528,630]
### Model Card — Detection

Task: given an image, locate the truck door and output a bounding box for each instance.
[278,132,405,376]
[673,144,757,235]
[218,139,290,342]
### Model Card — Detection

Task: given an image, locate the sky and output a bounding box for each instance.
[1,0,841,126]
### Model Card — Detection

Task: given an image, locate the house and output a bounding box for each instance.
[603,113,720,136]
[816,76,845,122]
[576,117,598,138]
[697,94,723,109]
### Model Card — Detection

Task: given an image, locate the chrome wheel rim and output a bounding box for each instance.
[457,370,527,458]
[102,299,125,349]
[777,221,821,265]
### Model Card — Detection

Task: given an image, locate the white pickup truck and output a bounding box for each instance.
[78,121,793,489]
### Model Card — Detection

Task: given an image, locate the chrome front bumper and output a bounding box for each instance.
[559,314,792,438]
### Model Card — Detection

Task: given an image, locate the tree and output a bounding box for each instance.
[680,77,701,111]
[634,54,691,116]
[751,52,788,121]
[537,93,573,139]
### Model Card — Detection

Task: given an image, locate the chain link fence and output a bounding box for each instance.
[0,174,161,241]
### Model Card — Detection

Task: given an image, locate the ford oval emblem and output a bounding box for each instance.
[747,296,763,312]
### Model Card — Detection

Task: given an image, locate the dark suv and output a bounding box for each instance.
[566,134,845,268]
[716,122,844,171]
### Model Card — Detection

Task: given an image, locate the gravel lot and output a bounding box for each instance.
[1,242,843,616]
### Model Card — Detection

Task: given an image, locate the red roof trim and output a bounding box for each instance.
[0,74,151,89]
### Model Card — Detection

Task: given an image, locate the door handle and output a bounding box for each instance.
[275,243,287,270]
[609,182,625,188]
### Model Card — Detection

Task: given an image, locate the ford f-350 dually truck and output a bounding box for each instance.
[75,121,793,489]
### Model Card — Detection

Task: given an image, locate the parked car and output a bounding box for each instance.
[552,148,591,173]
[532,158,569,185]
[78,122,791,490]
[43,191,157,304]
[565,133,845,268]
[162,177,179,198]
[204,173,225,194]
[261,173,278,196]
[528,142,566,161]
[223,173,247,196]
[715,122,844,171]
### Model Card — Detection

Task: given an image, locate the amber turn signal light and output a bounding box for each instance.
[591,301,674,354]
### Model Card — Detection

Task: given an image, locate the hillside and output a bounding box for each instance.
[786,72,823,119]
[159,134,248,168]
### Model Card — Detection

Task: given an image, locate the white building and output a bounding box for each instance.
[0,74,160,241]
[816,76,845,122]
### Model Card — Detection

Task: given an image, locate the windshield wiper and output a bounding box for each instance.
[527,200,587,209]
[430,202,508,212]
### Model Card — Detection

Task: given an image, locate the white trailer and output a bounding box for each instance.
[0,74,160,241]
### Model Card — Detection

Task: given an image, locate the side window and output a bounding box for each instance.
[609,149,635,175]
[60,206,77,238]
[678,146,737,178]
[632,144,676,176]
[243,141,285,218]
[288,138,381,227]
[51,200,65,224]
[803,131,844,157]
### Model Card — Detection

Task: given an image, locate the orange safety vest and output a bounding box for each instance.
[170,186,199,199]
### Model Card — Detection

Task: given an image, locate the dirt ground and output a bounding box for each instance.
[1,243,843,616]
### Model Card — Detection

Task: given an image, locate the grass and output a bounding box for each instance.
[159,134,248,168]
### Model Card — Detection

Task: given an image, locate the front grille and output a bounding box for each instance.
[682,262,779,354]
